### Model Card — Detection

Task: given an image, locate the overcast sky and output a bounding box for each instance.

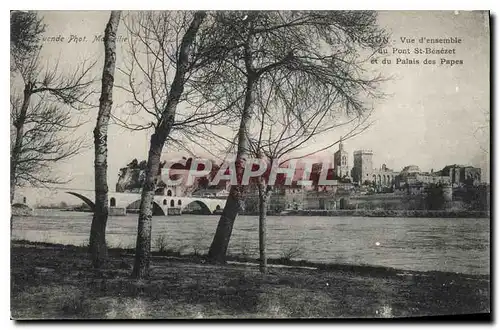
[15,10,490,202]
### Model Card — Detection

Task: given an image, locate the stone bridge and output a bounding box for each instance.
[67,191,227,216]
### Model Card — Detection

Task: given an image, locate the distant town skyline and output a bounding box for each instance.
[20,10,489,194]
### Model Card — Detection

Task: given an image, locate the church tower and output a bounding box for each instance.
[333,137,349,179]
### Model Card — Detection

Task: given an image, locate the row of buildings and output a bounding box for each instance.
[334,139,482,189]
[241,140,484,212]
[115,140,483,212]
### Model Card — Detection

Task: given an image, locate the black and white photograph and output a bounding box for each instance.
[9,9,491,319]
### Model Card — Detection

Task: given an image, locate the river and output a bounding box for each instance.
[12,210,490,275]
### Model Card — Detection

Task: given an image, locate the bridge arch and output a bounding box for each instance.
[182,200,212,215]
[126,199,166,216]
[66,192,226,216]
[67,192,95,211]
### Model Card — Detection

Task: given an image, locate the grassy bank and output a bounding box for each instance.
[11,240,490,319]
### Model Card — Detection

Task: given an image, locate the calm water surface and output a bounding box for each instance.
[12,210,490,275]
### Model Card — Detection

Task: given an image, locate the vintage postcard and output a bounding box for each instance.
[10,10,490,319]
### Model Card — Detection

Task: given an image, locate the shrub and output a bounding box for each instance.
[280,245,303,262]
[190,230,207,256]
[154,235,168,254]
[239,238,253,259]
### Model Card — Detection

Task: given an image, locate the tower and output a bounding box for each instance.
[333,137,349,179]
[352,150,373,184]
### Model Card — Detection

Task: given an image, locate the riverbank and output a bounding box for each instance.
[13,206,489,218]
[272,209,490,218]
[11,240,490,319]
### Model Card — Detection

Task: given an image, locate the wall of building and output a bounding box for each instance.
[415,174,451,185]
[352,150,373,184]
[440,165,481,186]
[333,145,349,179]
[303,191,341,210]
[371,166,398,187]
[350,193,415,210]
[463,167,482,185]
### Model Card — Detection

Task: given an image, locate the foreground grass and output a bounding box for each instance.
[11,240,490,319]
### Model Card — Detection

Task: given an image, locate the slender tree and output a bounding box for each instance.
[245,72,375,273]
[114,12,238,151]
[89,11,121,268]
[116,11,244,278]
[10,11,95,208]
[201,11,388,263]
[118,11,208,279]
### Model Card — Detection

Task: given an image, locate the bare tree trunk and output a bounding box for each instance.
[132,11,206,279]
[89,10,121,268]
[11,84,31,204]
[207,76,256,263]
[132,134,163,279]
[10,85,31,231]
[205,11,386,264]
[257,177,269,274]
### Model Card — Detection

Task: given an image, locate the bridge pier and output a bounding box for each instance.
[109,207,126,216]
